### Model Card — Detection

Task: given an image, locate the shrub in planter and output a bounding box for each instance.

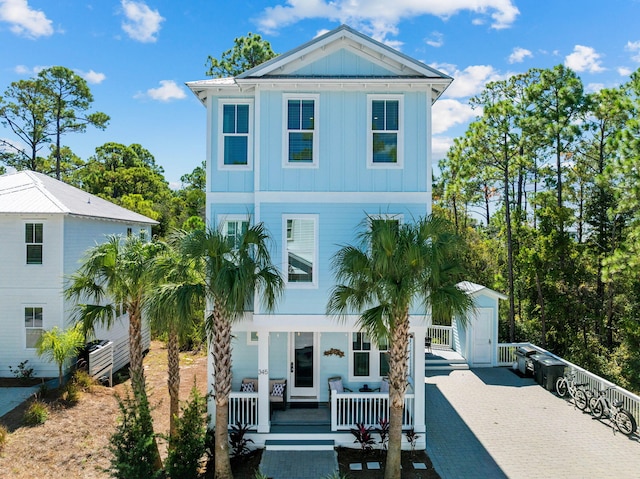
[24,400,49,426]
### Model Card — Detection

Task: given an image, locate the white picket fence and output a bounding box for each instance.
[331,390,415,431]
[228,392,259,427]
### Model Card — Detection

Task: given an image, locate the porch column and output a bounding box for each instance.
[413,328,426,434]
[257,330,270,433]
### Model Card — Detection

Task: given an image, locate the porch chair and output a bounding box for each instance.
[328,376,352,396]
[240,377,288,412]
[425,336,432,353]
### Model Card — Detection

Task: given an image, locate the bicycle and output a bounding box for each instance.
[589,386,637,436]
[555,372,588,410]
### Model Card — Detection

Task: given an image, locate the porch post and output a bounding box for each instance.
[413,327,426,434]
[257,330,270,433]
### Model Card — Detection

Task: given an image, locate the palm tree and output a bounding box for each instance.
[180,224,283,479]
[327,215,473,479]
[36,324,85,386]
[65,234,165,398]
[145,235,205,440]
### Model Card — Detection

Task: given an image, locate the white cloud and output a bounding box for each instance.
[585,83,605,93]
[256,0,519,42]
[425,31,443,48]
[0,0,53,38]
[314,28,330,38]
[142,80,186,102]
[432,136,454,161]
[434,64,503,99]
[508,47,532,64]
[13,64,47,75]
[432,99,477,134]
[564,45,604,73]
[625,41,640,62]
[618,66,633,76]
[77,69,106,84]
[120,0,164,43]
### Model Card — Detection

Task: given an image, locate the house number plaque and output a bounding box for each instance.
[258,369,268,375]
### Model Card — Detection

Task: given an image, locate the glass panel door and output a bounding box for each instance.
[290,332,316,397]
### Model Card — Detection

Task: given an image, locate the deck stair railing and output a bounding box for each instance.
[330,390,415,431]
[497,342,640,426]
[426,325,452,349]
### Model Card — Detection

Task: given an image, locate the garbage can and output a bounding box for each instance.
[531,354,566,391]
[515,345,538,376]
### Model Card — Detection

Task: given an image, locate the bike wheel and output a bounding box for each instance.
[574,389,588,410]
[556,378,567,397]
[591,398,604,418]
[615,410,637,436]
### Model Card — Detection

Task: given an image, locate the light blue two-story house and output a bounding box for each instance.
[187,25,501,449]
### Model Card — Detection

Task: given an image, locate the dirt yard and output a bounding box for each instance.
[0,341,208,479]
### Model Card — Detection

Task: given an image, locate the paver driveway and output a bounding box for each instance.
[425,368,640,479]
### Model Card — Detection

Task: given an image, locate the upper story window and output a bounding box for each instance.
[25,306,43,348]
[283,94,319,167]
[367,95,403,168]
[25,223,43,264]
[219,100,253,169]
[284,215,318,287]
[221,216,250,249]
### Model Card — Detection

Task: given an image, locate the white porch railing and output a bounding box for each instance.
[426,325,452,349]
[330,390,415,431]
[228,392,258,428]
[497,342,640,426]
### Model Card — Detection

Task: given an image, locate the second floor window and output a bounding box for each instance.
[220,102,251,168]
[285,215,317,286]
[284,95,318,166]
[223,219,249,249]
[25,223,43,264]
[368,95,403,167]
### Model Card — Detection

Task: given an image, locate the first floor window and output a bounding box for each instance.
[352,332,389,378]
[25,307,43,348]
[25,223,43,264]
[285,216,317,285]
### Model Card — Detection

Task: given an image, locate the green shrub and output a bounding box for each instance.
[109,389,161,479]
[0,424,8,452]
[72,370,97,392]
[61,381,80,403]
[165,385,209,479]
[24,400,49,426]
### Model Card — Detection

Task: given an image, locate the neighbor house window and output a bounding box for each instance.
[25,307,43,348]
[283,95,318,167]
[284,215,317,286]
[25,223,43,264]
[368,95,403,167]
[219,100,252,168]
[352,332,389,379]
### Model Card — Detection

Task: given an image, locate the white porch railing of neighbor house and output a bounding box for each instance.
[330,391,415,431]
[497,342,640,426]
[228,392,258,428]
[426,325,452,349]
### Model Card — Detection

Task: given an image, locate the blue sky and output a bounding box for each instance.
[1,0,639,187]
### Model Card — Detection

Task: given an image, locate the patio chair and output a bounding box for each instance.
[328,376,352,396]
[425,336,432,352]
[240,377,288,412]
[380,377,389,393]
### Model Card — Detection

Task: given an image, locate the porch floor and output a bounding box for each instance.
[270,405,332,433]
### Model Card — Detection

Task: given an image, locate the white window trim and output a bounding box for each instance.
[247,331,259,345]
[368,213,404,227]
[24,305,44,349]
[217,214,251,248]
[367,94,404,169]
[282,214,319,289]
[348,332,389,382]
[218,99,254,171]
[282,94,319,169]
[24,221,43,265]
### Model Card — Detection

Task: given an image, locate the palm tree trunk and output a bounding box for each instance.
[384,313,410,479]
[167,327,180,441]
[128,304,146,398]
[212,305,233,479]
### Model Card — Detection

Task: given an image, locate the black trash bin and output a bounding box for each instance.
[515,345,538,376]
[531,354,566,391]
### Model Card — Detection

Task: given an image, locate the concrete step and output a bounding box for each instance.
[425,363,470,371]
[265,439,335,451]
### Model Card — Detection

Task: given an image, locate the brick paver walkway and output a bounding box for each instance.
[425,368,640,479]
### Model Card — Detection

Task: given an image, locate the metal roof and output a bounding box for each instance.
[457,281,508,300]
[0,171,158,224]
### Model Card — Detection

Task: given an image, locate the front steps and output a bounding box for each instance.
[265,439,335,451]
[425,349,469,371]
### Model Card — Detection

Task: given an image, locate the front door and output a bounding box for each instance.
[472,308,493,366]
[289,332,317,399]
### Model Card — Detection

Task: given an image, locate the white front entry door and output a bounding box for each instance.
[289,332,318,399]
[472,309,493,366]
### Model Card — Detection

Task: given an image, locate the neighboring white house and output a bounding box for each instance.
[0,170,156,379]
[187,24,503,449]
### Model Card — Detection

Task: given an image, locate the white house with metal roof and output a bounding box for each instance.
[0,170,157,379]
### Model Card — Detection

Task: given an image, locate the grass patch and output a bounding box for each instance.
[23,400,49,426]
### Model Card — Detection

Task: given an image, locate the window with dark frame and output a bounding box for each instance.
[25,223,43,264]
[25,306,43,348]
[222,103,249,165]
